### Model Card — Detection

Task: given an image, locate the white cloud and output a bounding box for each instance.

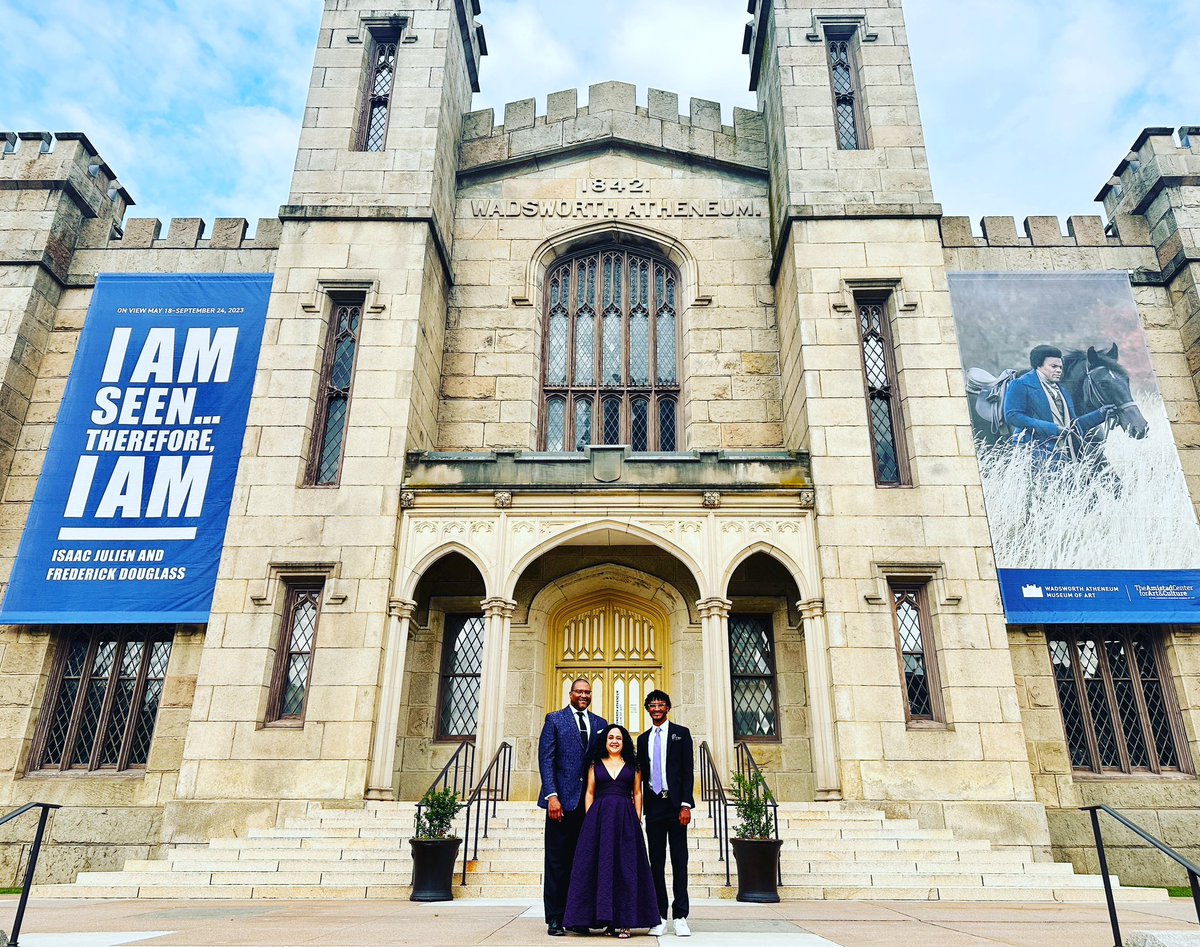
[1,0,1194,227]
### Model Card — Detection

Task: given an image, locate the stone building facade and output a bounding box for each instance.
[0,0,1198,888]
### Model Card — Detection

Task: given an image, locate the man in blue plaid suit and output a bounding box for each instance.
[537,677,607,936]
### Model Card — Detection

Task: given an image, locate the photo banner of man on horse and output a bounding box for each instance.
[947,271,1200,624]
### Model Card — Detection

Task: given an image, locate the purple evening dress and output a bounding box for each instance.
[562,762,662,930]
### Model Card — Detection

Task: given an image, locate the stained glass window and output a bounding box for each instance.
[888,583,942,723]
[32,626,174,772]
[729,614,779,739]
[542,250,680,450]
[855,296,907,485]
[309,295,365,485]
[826,33,864,150]
[892,580,936,720]
[1048,628,1189,775]
[268,583,323,723]
[438,614,486,738]
[357,28,401,151]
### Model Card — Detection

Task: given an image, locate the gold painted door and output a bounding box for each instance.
[550,593,666,735]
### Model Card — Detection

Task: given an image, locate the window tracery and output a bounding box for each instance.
[541,249,680,451]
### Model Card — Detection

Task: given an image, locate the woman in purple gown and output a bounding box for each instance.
[563,724,661,937]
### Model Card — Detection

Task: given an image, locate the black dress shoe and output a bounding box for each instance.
[548,919,567,936]
[568,926,591,935]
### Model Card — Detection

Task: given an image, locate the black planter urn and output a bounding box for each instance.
[409,837,462,902]
[730,837,783,903]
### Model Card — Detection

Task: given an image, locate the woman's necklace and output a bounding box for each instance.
[602,755,624,779]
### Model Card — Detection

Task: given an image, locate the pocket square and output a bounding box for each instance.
[670,733,682,741]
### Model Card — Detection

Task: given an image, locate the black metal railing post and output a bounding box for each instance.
[1190,869,1200,933]
[2,802,61,947]
[414,738,475,836]
[697,741,730,887]
[460,741,513,885]
[1082,804,1200,947]
[1087,807,1122,947]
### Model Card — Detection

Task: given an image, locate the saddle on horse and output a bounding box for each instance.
[965,367,1018,436]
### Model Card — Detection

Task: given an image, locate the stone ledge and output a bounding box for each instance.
[404,447,812,492]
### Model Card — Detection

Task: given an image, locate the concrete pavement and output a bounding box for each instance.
[2,896,1199,946]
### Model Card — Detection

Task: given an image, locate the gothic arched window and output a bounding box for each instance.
[541,249,680,451]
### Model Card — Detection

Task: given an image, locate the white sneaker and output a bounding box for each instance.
[648,919,667,936]
[673,918,691,937]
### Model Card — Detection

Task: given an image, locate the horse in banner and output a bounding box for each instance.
[966,343,1148,453]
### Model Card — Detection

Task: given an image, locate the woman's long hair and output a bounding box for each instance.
[590,723,636,767]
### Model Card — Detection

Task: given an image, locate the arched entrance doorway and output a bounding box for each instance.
[547,591,669,735]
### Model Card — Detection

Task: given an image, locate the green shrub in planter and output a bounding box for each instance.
[728,770,782,903]
[414,786,462,839]
[729,771,774,839]
[410,787,464,902]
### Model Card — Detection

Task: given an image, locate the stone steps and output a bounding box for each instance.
[32,799,1169,903]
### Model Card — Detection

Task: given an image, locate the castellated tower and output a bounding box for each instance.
[747,1,1049,848]
[164,0,485,837]
[1098,127,1200,447]
[0,133,130,499]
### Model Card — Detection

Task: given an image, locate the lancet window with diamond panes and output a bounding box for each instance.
[888,583,942,723]
[267,583,322,723]
[826,30,865,150]
[1048,628,1189,775]
[541,250,680,451]
[356,27,400,151]
[308,295,364,485]
[437,614,485,739]
[729,614,780,739]
[855,295,907,485]
[31,626,174,772]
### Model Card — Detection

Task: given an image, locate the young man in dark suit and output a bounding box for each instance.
[636,689,694,937]
[537,677,607,936]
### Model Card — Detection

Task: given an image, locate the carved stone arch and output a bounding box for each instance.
[720,541,814,602]
[504,518,708,601]
[399,540,494,601]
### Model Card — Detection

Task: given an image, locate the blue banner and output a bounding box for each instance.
[999,569,1200,624]
[0,273,270,624]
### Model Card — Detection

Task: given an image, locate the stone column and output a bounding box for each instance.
[366,599,416,800]
[475,596,517,761]
[697,596,734,777]
[798,598,842,800]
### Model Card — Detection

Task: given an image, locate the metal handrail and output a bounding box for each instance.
[735,742,782,884]
[2,802,61,947]
[414,739,475,834]
[461,741,513,884]
[1082,804,1200,946]
[697,741,731,886]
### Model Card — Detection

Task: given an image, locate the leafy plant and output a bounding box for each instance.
[414,786,462,840]
[729,770,775,840]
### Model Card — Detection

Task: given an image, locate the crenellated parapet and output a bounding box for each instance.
[459,82,766,174]
[1,131,133,224]
[939,214,1150,249]
[1095,126,1200,281]
[1096,126,1200,219]
[77,216,283,251]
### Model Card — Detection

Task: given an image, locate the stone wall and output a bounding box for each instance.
[442,140,777,451]
[0,628,204,884]
[943,209,1200,884]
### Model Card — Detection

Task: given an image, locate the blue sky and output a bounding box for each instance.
[1,0,1196,231]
